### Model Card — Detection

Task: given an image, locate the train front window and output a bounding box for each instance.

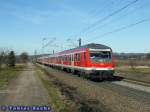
[90,51,112,62]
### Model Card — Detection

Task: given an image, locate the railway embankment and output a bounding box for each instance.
[36,64,104,112]
[115,66,150,83]
[37,64,150,112]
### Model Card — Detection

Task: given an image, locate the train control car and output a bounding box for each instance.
[37,43,115,79]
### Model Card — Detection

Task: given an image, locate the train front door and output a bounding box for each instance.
[71,54,74,66]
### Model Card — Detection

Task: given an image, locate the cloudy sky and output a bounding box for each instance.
[0,0,150,54]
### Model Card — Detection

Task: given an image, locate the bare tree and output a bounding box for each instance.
[20,52,29,63]
[129,58,136,70]
[0,50,5,70]
[146,53,150,59]
[7,51,16,67]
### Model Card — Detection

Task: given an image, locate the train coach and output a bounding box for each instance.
[37,43,115,79]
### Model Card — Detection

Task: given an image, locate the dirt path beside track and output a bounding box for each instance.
[0,63,50,106]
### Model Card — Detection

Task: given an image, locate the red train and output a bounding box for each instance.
[37,43,115,79]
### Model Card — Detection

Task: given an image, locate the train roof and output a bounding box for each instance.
[39,43,111,58]
[59,43,111,54]
[78,43,111,49]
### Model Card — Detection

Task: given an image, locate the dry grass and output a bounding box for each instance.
[115,59,150,67]
[115,59,150,82]
[0,64,25,89]
[35,65,78,112]
[36,64,150,112]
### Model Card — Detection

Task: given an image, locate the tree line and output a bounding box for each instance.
[0,49,29,70]
[114,53,150,60]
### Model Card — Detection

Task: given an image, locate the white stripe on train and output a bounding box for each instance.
[43,62,114,71]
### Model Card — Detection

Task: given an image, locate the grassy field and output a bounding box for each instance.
[35,65,77,112]
[0,64,25,89]
[115,59,150,74]
[115,59,150,67]
[36,64,106,112]
[115,59,150,82]
[116,66,150,74]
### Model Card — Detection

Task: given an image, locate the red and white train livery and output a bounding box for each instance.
[37,43,115,79]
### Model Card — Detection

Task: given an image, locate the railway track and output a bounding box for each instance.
[41,64,150,93]
[115,72,150,86]
[122,78,150,87]
[113,75,150,87]
[38,64,150,112]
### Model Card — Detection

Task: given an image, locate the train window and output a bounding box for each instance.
[84,52,86,60]
[71,54,74,61]
[63,55,65,61]
[63,56,65,61]
[67,55,70,61]
[65,55,67,61]
[67,55,69,61]
[60,56,62,61]
[61,56,63,61]
[67,55,69,62]
[90,51,111,62]
[58,56,61,61]
[62,56,65,61]
[69,55,71,62]
[77,53,80,61]
[74,54,77,61]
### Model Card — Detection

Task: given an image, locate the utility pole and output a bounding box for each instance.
[42,38,47,56]
[42,37,56,55]
[34,50,37,63]
[67,38,78,48]
[78,38,81,47]
[53,50,54,54]
[42,38,47,63]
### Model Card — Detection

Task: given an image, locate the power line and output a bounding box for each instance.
[70,0,116,38]
[66,38,78,47]
[42,37,56,48]
[92,17,150,40]
[82,0,113,30]
[86,0,114,17]
[84,0,150,37]
[79,0,139,35]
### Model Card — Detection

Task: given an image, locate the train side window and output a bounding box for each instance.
[66,55,68,61]
[64,55,65,61]
[58,56,60,61]
[67,55,68,61]
[63,55,65,61]
[60,56,61,61]
[59,56,61,61]
[60,56,62,61]
[65,55,68,61]
[65,55,67,61]
[69,55,71,62]
[77,53,80,61]
[74,54,77,61]
[61,56,63,61]
[84,52,86,60]
[68,55,70,61]
[71,54,74,61]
